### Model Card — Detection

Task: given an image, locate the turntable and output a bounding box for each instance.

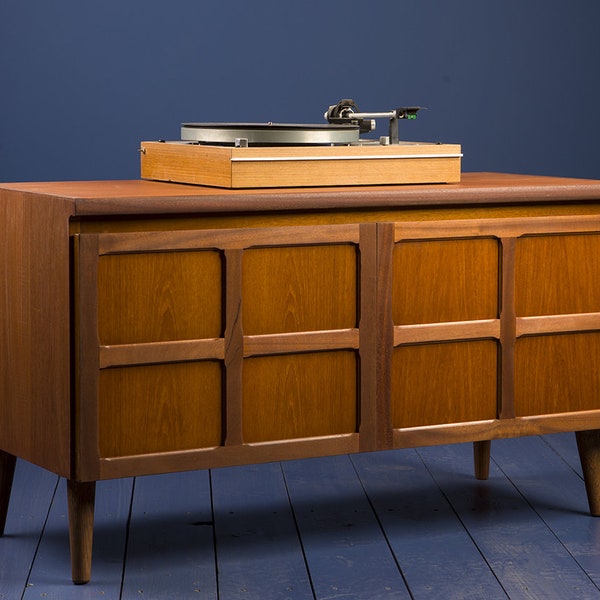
[140,99,462,188]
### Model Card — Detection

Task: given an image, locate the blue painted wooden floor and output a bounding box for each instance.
[2,433,600,599]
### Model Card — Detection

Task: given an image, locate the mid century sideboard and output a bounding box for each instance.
[2,173,600,583]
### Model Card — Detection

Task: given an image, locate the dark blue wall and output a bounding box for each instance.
[1,0,599,183]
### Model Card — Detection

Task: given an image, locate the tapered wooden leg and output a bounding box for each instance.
[576,430,600,516]
[0,450,17,535]
[67,479,96,584]
[473,440,491,480]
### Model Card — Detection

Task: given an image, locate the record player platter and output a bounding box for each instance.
[181,122,360,146]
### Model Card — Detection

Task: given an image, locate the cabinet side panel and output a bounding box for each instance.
[0,191,74,476]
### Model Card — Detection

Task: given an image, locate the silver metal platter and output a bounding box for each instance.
[181,122,360,146]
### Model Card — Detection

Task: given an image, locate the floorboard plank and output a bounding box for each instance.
[212,462,313,600]
[22,477,133,599]
[0,460,58,600]
[282,454,411,599]
[542,432,583,476]
[351,448,509,599]
[492,435,600,587]
[121,470,217,600]
[418,441,600,599]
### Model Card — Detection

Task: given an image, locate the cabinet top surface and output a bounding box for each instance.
[2,172,600,216]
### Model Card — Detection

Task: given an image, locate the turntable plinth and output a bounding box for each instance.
[140,141,462,188]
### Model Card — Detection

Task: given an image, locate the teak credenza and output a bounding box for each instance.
[3,173,600,584]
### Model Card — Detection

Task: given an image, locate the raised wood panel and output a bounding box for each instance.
[242,244,358,335]
[99,362,223,457]
[515,333,600,416]
[242,351,358,443]
[391,341,498,428]
[516,233,600,316]
[98,250,222,344]
[392,238,499,325]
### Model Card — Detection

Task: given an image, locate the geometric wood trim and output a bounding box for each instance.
[224,249,244,447]
[358,222,394,452]
[97,330,361,368]
[499,237,517,420]
[73,234,102,481]
[516,312,600,336]
[96,223,361,254]
[394,319,500,345]
[97,432,360,479]
[99,338,225,368]
[357,222,379,452]
[244,329,359,357]
[393,214,600,241]
[393,409,600,449]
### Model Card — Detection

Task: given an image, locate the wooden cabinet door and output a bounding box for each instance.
[389,215,600,447]
[73,224,376,480]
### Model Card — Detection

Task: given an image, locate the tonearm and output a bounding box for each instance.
[325,98,422,144]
